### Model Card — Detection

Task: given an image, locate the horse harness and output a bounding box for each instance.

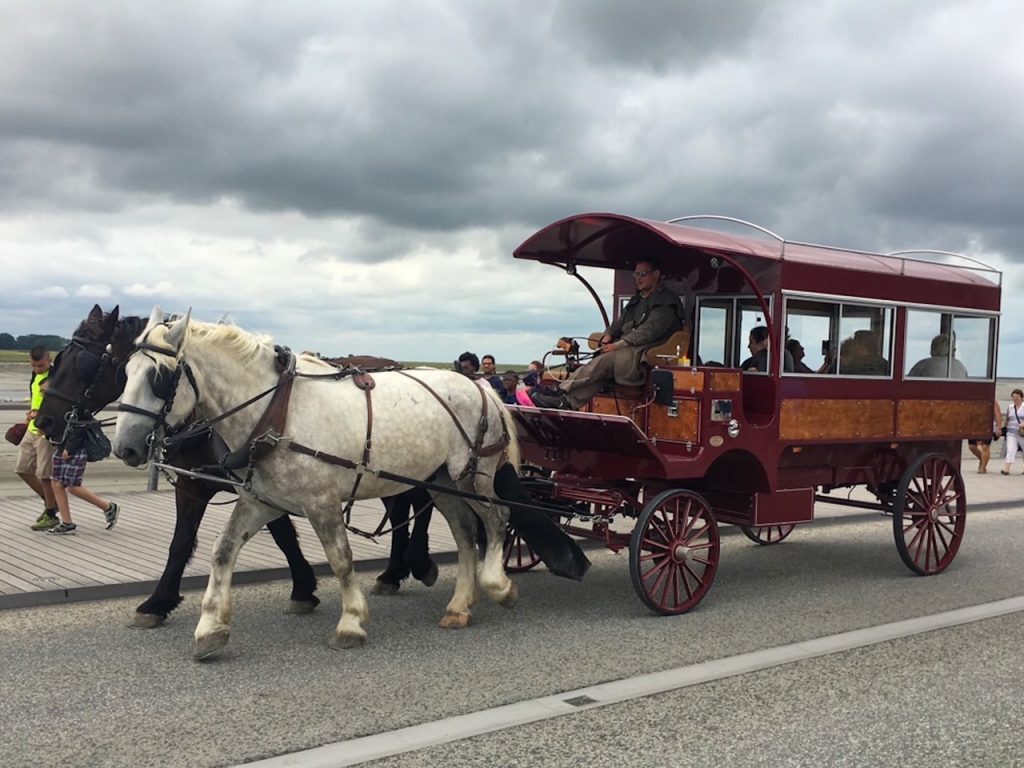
[135,346,510,532]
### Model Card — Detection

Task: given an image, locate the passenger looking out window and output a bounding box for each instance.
[786,339,814,374]
[908,334,968,378]
[741,326,769,372]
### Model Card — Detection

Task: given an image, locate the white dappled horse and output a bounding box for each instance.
[113,307,520,659]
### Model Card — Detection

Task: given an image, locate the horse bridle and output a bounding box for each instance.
[45,335,125,446]
[120,333,298,470]
[117,340,201,452]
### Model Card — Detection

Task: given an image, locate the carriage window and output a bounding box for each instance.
[783,298,892,377]
[695,296,773,370]
[905,310,994,379]
[837,304,892,377]
[696,300,730,366]
[783,298,836,374]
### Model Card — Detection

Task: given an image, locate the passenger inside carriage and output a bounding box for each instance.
[908,333,968,378]
[741,326,795,373]
[837,330,890,375]
[529,258,686,410]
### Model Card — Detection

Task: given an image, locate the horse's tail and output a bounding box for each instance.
[481,384,520,470]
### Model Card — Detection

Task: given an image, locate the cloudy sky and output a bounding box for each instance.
[2,0,1021,372]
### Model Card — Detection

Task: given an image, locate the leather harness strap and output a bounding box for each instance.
[337,385,374,520]
[218,348,297,471]
[395,371,510,461]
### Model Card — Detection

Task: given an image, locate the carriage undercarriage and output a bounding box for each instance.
[502,413,969,616]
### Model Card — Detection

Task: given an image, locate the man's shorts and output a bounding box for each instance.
[15,430,54,479]
[52,449,88,488]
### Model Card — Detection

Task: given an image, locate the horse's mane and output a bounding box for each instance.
[145,319,274,370]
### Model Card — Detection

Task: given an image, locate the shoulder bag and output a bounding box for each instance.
[5,422,27,445]
[82,423,112,463]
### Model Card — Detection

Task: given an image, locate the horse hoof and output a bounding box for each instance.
[439,611,472,629]
[328,632,366,650]
[193,630,230,661]
[285,599,319,615]
[500,582,519,609]
[371,580,400,596]
[419,562,439,587]
[129,612,166,629]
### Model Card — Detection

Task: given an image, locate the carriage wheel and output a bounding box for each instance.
[892,453,966,575]
[629,489,720,615]
[740,524,795,545]
[503,525,542,573]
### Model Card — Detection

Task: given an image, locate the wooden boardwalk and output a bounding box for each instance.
[0,490,458,610]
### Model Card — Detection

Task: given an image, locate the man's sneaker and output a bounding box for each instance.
[47,521,77,535]
[31,511,59,531]
[104,502,120,530]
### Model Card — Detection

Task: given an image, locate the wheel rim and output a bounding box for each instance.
[893,454,966,575]
[629,490,719,615]
[503,526,542,573]
[741,524,795,545]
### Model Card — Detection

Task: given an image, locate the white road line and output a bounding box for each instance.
[238,595,1024,768]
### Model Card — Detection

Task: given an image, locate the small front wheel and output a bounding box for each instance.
[629,489,720,615]
[740,524,795,545]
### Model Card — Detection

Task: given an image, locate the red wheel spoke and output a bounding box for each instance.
[683,521,711,542]
[681,560,707,586]
[641,552,672,578]
[927,525,943,570]
[641,534,672,554]
[653,563,682,606]
[677,503,698,538]
[686,542,714,553]
[646,558,675,600]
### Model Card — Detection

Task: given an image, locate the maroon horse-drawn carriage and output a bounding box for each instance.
[505,213,1001,615]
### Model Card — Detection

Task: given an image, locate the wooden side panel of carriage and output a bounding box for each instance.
[896,399,992,437]
[780,399,895,440]
[780,398,992,441]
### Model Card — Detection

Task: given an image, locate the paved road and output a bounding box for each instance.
[2,504,1022,768]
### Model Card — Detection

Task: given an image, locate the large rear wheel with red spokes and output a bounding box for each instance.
[629,489,720,615]
[892,453,966,575]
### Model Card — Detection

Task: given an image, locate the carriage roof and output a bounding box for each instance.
[513,213,1001,312]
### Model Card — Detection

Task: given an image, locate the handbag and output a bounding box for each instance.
[5,422,27,445]
[81,423,112,463]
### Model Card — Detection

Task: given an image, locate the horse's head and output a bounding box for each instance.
[35,304,124,439]
[113,306,198,467]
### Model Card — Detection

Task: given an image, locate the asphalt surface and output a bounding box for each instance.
[2,503,1022,768]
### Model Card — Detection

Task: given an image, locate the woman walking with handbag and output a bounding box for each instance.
[1001,389,1024,475]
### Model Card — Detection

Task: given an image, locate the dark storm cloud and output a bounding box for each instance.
[4,0,1019,261]
[0,1,789,236]
[551,0,770,70]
